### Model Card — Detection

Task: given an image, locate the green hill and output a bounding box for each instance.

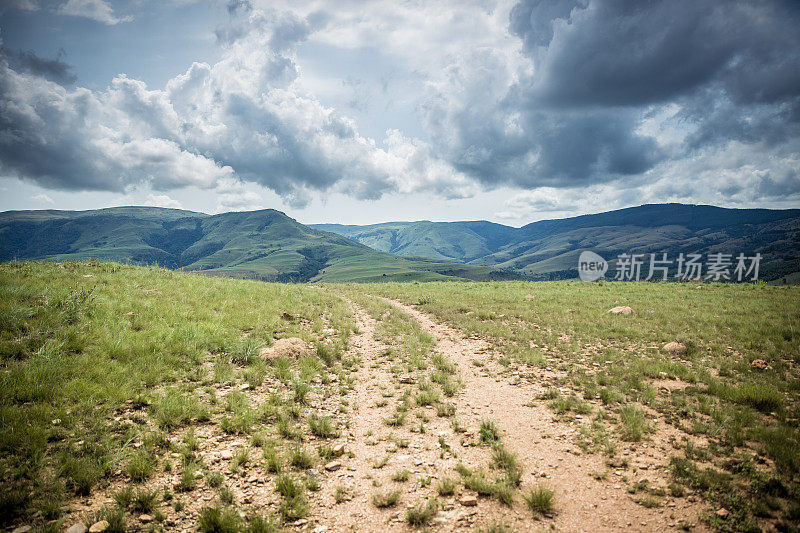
[311,221,517,262]
[313,204,800,282]
[0,207,515,282]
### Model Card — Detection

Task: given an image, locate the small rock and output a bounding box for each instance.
[89,521,110,533]
[325,461,342,471]
[608,306,634,315]
[12,527,32,533]
[332,443,346,456]
[662,342,687,355]
[220,450,233,460]
[66,524,87,533]
[715,508,730,518]
[139,514,153,523]
[459,495,478,507]
[399,375,416,384]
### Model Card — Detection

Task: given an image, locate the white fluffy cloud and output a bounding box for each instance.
[30,193,54,204]
[144,193,182,209]
[0,6,480,208]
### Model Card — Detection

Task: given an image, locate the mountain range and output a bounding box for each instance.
[0,207,511,282]
[312,204,800,282]
[1,203,798,282]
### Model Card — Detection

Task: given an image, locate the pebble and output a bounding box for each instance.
[220,450,233,460]
[139,514,153,523]
[66,525,87,533]
[11,527,32,533]
[325,461,342,471]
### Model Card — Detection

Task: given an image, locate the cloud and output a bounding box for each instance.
[419,0,799,201]
[1,0,798,214]
[57,0,132,25]
[143,193,182,209]
[30,193,54,204]
[0,0,38,14]
[0,47,77,85]
[0,7,473,207]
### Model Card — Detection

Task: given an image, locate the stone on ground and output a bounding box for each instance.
[608,306,634,315]
[88,521,110,533]
[662,341,687,355]
[459,495,478,507]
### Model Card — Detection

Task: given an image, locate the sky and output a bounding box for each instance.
[0,0,798,226]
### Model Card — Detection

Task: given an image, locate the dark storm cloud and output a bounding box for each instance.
[425,0,800,193]
[510,0,800,110]
[0,47,76,84]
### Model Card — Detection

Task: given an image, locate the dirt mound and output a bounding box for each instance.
[259,337,312,359]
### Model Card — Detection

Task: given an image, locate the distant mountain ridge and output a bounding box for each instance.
[0,207,514,283]
[2,203,798,283]
[312,204,800,282]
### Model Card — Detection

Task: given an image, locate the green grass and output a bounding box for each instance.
[406,498,438,527]
[436,476,457,496]
[4,261,800,531]
[392,469,411,482]
[198,505,242,533]
[372,489,402,508]
[308,414,340,438]
[491,445,523,486]
[125,450,156,482]
[479,419,501,444]
[131,487,160,513]
[618,405,653,442]
[523,484,555,518]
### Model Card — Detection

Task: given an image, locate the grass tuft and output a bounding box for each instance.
[523,484,555,518]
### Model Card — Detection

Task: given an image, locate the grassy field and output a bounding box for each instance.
[0,261,356,531]
[1,262,798,532]
[352,280,800,530]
